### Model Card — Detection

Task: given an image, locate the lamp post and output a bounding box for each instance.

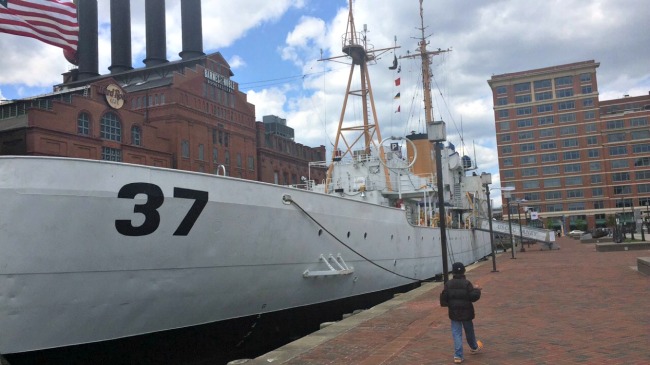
[504,190,515,259]
[480,173,498,272]
[427,121,449,282]
[516,199,527,252]
[645,201,649,241]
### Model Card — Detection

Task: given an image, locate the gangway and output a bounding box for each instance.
[475,218,559,250]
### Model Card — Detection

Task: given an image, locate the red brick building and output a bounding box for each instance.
[0,53,325,184]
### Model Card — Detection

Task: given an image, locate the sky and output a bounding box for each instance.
[1,0,650,206]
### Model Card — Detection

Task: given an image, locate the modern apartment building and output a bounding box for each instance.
[488,60,650,231]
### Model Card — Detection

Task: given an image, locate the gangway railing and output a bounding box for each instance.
[475,218,558,249]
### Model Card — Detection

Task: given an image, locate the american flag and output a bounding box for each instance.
[0,0,78,56]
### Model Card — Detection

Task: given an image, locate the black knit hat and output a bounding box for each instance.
[452,262,465,274]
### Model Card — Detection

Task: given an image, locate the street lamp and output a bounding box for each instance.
[516,198,527,252]
[480,173,497,272]
[427,121,449,282]
[503,190,515,259]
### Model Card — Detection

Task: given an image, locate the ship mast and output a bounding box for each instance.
[322,0,398,192]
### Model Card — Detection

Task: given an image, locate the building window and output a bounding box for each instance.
[545,191,562,200]
[556,88,574,98]
[198,144,205,161]
[540,141,557,150]
[542,165,560,174]
[563,138,578,148]
[591,175,602,184]
[514,82,530,93]
[583,98,595,107]
[568,202,585,210]
[496,97,508,106]
[77,112,90,135]
[131,125,141,146]
[519,131,534,140]
[558,113,576,123]
[613,186,632,195]
[566,176,583,185]
[631,130,650,140]
[501,146,512,154]
[248,156,255,171]
[564,163,581,173]
[632,143,650,154]
[502,170,515,179]
[580,73,592,83]
[544,178,561,188]
[517,119,533,128]
[540,128,555,138]
[236,153,242,168]
[501,134,511,142]
[567,189,584,198]
[612,172,630,182]
[587,149,599,158]
[537,103,553,113]
[637,184,650,194]
[546,203,564,212]
[634,157,650,167]
[520,143,535,152]
[225,150,230,165]
[592,187,603,196]
[515,94,531,103]
[586,136,598,145]
[498,109,509,119]
[563,151,580,160]
[560,126,577,135]
[630,117,648,127]
[557,101,575,111]
[516,107,532,116]
[181,140,190,158]
[606,120,625,129]
[607,132,626,143]
[636,170,650,180]
[538,116,554,125]
[496,86,507,95]
[581,85,592,94]
[534,79,552,89]
[101,146,122,161]
[100,112,121,142]
[541,153,558,163]
[520,156,536,164]
[523,180,540,189]
[609,146,627,156]
[611,160,629,169]
[535,91,553,101]
[584,111,596,120]
[522,168,538,177]
[213,148,218,163]
[503,158,513,167]
[555,75,573,87]
[589,162,601,171]
[499,121,510,131]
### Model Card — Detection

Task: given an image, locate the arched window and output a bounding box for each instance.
[100,112,121,142]
[77,112,90,135]
[131,125,142,146]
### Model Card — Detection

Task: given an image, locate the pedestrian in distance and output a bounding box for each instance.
[439,262,483,363]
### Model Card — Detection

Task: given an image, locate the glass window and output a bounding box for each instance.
[225,150,230,165]
[630,117,648,127]
[613,185,632,195]
[559,113,576,123]
[545,191,562,200]
[501,134,511,142]
[566,176,583,185]
[518,131,534,140]
[587,149,599,158]
[583,98,595,107]
[77,112,90,135]
[584,111,596,120]
[585,123,597,133]
[612,172,630,182]
[555,75,573,87]
[568,202,585,211]
[631,130,650,140]
[541,153,558,162]
[609,146,627,156]
[497,97,508,106]
[236,153,242,168]
[580,73,592,83]
[248,156,255,171]
[563,138,578,148]
[516,107,532,116]
[535,91,553,101]
[100,112,121,142]
[514,82,530,93]
[589,162,601,171]
[502,170,515,179]
[611,160,629,169]
[636,170,650,180]
[591,175,602,184]
[131,125,141,146]
[520,156,536,164]
[101,146,122,162]
[633,143,650,153]
[501,146,512,154]
[213,148,218,162]
[515,94,531,103]
[538,116,554,125]
[520,143,535,152]
[592,187,603,196]
[607,133,626,143]
[517,118,533,128]
[181,140,190,158]
[560,126,577,135]
[496,86,507,95]
[567,189,584,198]
[540,141,557,150]
[499,121,510,131]
[556,88,574,98]
[586,136,598,145]
[198,144,205,161]
[540,128,555,138]
[637,184,650,194]
[523,180,540,189]
[522,168,538,177]
[543,165,560,174]
[498,109,509,119]
[563,151,580,160]
[606,120,625,129]
[564,163,581,173]
[537,103,553,113]
[544,178,561,188]
[634,157,650,167]
[503,158,513,167]
[581,85,592,94]
[558,101,575,110]
[534,79,552,89]
[546,203,564,212]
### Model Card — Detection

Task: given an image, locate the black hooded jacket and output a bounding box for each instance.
[439,274,481,321]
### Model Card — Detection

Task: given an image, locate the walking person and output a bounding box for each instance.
[440,262,483,363]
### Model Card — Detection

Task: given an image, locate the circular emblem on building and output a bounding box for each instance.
[105,84,126,109]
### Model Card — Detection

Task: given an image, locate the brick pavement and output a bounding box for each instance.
[254,236,650,364]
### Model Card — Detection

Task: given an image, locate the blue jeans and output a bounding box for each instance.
[451,319,478,359]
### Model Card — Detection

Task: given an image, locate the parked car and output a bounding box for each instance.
[568,230,585,238]
[591,228,609,239]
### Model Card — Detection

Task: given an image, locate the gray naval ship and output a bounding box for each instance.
[0,1,496,363]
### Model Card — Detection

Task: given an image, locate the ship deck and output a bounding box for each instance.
[250,235,650,364]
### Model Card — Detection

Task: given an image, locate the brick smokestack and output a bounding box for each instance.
[109,0,132,73]
[179,0,204,60]
[77,0,99,80]
[143,0,168,67]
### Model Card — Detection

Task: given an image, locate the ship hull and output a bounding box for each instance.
[0,157,491,357]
